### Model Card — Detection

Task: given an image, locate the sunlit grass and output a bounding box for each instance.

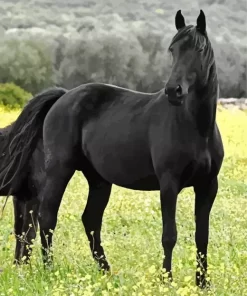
[0,105,246,295]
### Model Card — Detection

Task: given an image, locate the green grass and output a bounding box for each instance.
[0,107,247,295]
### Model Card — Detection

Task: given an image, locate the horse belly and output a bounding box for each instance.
[88,148,156,189]
[117,174,160,191]
[82,129,157,190]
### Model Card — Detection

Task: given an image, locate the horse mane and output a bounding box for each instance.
[0,87,67,194]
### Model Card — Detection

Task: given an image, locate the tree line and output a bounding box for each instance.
[0,1,246,101]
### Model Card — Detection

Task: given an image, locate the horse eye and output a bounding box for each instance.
[198,48,204,53]
[169,47,173,53]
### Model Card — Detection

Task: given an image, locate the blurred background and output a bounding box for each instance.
[0,0,246,108]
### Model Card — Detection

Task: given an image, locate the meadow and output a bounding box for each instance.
[0,105,247,295]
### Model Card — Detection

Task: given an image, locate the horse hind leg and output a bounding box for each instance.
[13,195,39,264]
[37,104,78,266]
[81,176,112,272]
[37,165,74,266]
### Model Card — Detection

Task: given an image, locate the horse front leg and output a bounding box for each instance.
[159,174,179,282]
[82,180,112,272]
[194,177,218,289]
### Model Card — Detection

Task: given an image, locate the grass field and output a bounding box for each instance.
[0,106,247,295]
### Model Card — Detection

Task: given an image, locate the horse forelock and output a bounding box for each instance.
[169,25,209,53]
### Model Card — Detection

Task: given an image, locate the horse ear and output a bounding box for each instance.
[175,10,186,30]
[196,10,206,34]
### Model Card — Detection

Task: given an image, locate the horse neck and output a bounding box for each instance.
[188,62,218,139]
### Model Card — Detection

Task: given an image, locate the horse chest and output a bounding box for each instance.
[181,148,212,187]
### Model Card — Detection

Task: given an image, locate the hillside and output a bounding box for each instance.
[1,0,246,42]
[0,0,246,97]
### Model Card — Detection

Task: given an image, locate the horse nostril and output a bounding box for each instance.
[164,88,168,96]
[176,85,183,97]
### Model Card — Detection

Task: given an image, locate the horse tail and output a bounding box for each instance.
[0,87,67,195]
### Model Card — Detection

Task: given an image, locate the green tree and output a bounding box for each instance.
[0,83,32,108]
[0,38,54,94]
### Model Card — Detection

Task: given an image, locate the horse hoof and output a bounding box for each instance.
[196,275,211,289]
[98,260,111,274]
[160,270,173,284]
[13,258,30,266]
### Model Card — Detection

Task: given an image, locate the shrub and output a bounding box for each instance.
[0,38,54,94]
[58,26,149,90]
[0,83,32,109]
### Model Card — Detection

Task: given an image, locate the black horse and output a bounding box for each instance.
[0,10,224,288]
[0,87,67,263]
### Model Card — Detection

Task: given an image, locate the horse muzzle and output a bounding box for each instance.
[165,84,187,106]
